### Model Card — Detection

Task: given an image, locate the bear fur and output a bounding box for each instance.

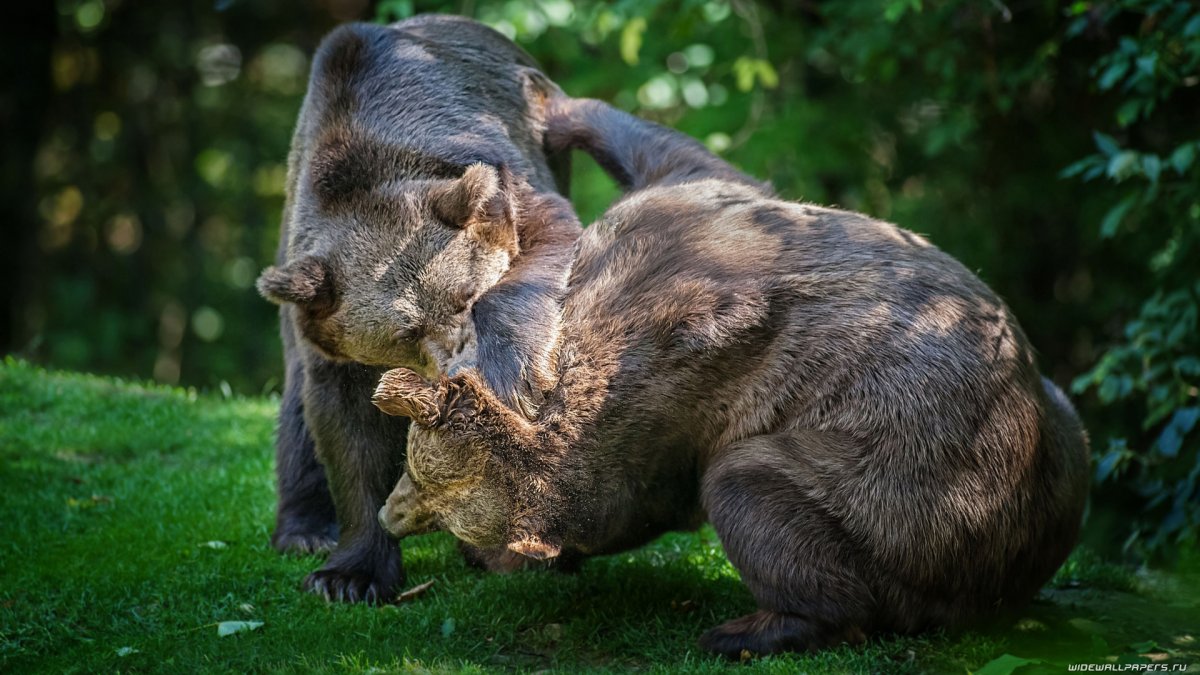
[371,96,1091,654]
[256,15,579,603]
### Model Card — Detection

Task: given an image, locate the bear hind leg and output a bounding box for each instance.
[700,430,874,657]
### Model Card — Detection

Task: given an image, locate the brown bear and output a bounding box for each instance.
[371,95,1091,655]
[255,15,580,603]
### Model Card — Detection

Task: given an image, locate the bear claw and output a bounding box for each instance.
[303,566,403,605]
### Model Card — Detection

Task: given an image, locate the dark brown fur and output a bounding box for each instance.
[373,97,1090,654]
[257,16,579,603]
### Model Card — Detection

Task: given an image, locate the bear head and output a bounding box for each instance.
[257,128,524,369]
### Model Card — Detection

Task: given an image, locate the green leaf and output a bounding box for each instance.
[1095,448,1125,482]
[756,60,779,89]
[732,58,780,90]
[115,647,138,657]
[1060,155,1103,179]
[1098,60,1129,90]
[1170,143,1195,175]
[1156,408,1200,459]
[217,620,263,637]
[1116,99,1142,127]
[1176,356,1200,377]
[1094,131,1120,157]
[1099,194,1137,238]
[1070,372,1093,395]
[1147,395,1178,429]
[974,653,1040,675]
[1167,325,1187,349]
[1107,150,1140,180]
[883,0,920,23]
[1135,54,1158,78]
[620,17,646,66]
[1185,13,1200,37]
[733,57,756,92]
[1083,163,1105,181]
[1141,155,1162,183]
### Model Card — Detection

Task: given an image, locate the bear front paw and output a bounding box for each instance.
[304,565,403,605]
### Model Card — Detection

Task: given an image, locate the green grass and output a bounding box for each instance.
[1,359,1196,673]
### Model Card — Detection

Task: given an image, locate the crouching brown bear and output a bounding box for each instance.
[255,15,580,603]
[371,95,1090,655]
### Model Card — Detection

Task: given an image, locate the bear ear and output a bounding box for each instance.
[256,256,332,306]
[372,368,439,425]
[431,163,515,233]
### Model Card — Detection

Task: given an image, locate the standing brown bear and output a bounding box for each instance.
[255,16,579,603]
[372,95,1091,655]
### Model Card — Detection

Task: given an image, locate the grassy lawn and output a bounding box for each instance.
[1,358,1197,673]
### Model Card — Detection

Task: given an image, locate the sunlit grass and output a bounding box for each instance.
[0,358,1193,673]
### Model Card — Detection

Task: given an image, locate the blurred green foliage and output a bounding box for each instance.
[6,0,1198,556]
[1062,0,1200,558]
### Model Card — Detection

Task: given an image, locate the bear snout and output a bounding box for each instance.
[378,501,431,538]
[378,473,437,538]
[377,504,399,536]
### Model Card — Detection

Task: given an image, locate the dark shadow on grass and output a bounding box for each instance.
[325,530,754,669]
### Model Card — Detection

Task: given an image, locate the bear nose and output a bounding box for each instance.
[378,504,394,534]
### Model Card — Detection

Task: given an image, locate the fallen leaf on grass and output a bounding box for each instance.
[974,653,1042,675]
[393,579,435,604]
[217,620,263,637]
[115,647,138,657]
[198,541,227,550]
[67,495,112,509]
